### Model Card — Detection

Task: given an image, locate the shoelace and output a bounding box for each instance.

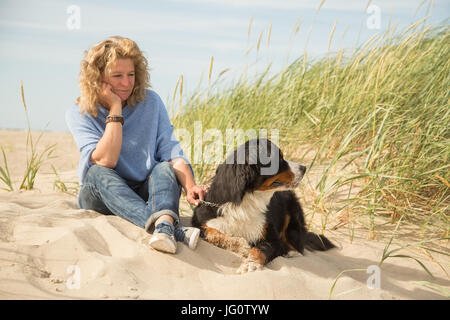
[156,221,187,242]
[174,226,187,242]
[155,221,174,237]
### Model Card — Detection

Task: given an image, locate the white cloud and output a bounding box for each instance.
[76,2,250,37]
[170,0,447,12]
[0,37,82,65]
[0,1,250,39]
[0,18,67,32]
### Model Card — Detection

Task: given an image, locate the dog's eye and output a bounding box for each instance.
[271,180,284,187]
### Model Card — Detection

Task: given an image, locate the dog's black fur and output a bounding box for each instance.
[192,138,334,272]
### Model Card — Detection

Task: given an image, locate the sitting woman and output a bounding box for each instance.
[66,36,205,254]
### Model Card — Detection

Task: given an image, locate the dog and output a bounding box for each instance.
[192,138,335,273]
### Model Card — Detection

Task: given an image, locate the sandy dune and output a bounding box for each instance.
[0,130,448,299]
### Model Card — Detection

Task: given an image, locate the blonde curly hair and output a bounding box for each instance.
[76,36,150,117]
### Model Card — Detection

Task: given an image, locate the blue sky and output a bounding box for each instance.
[0,0,448,132]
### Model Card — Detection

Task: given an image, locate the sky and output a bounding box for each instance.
[0,0,448,132]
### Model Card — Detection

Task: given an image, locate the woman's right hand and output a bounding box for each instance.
[91,81,124,168]
[99,82,122,111]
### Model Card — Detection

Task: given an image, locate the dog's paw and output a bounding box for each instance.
[284,250,302,258]
[236,259,264,274]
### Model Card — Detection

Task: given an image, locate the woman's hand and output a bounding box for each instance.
[186,184,209,207]
[90,82,123,168]
[99,82,122,111]
[169,158,209,207]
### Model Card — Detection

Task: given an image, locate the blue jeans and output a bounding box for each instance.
[78,162,181,231]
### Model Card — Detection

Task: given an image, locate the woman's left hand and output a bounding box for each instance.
[186,185,209,207]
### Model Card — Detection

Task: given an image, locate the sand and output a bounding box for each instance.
[0,129,448,300]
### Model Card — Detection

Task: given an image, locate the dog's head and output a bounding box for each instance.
[207,138,306,205]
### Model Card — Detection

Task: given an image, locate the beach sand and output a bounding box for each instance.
[0,129,448,300]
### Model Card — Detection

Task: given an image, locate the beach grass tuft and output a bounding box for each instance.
[0,146,14,191]
[0,82,58,191]
[19,81,57,190]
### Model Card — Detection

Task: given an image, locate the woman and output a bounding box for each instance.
[66,36,205,254]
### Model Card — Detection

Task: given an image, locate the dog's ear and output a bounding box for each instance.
[208,163,256,205]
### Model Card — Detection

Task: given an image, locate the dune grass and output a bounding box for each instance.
[0,147,14,191]
[18,81,57,190]
[0,82,56,191]
[51,164,79,195]
[172,20,449,239]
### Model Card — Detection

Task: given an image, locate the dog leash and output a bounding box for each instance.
[188,184,222,209]
[197,199,221,208]
[191,184,221,208]
[189,199,221,211]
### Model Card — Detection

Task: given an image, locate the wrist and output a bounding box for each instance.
[184,181,196,193]
[106,114,124,125]
[109,103,122,115]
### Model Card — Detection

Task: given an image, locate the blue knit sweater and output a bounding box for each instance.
[66,89,190,185]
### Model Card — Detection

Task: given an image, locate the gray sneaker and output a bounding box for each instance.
[175,226,200,250]
[149,221,177,254]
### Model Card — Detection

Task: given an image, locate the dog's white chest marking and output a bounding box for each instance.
[206,191,275,243]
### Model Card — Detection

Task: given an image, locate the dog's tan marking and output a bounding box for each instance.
[248,247,267,266]
[257,170,295,191]
[202,225,250,257]
[280,215,297,252]
[261,223,268,239]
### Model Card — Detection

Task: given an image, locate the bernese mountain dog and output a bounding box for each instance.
[192,138,335,273]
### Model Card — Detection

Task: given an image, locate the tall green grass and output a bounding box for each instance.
[19,81,56,190]
[172,20,449,238]
[0,82,56,191]
[0,147,14,191]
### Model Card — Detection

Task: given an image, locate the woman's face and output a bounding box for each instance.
[104,58,135,103]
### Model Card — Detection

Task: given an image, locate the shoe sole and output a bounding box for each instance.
[149,234,176,254]
[188,228,200,250]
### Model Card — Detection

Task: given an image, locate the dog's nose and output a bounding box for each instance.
[299,165,306,174]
